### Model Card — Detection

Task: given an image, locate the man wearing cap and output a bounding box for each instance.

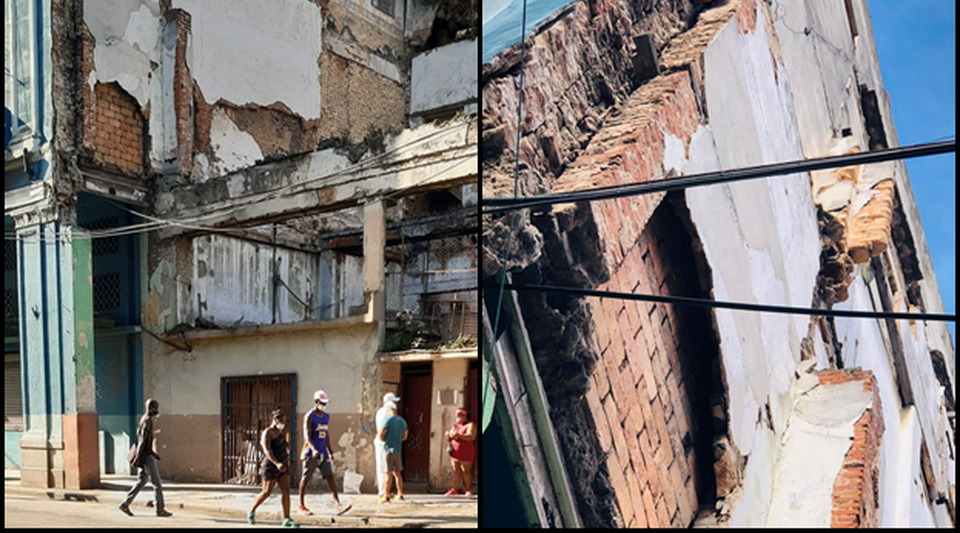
[378,402,408,503]
[298,390,351,516]
[375,392,401,497]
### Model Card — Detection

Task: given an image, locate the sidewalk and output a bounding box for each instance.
[4,470,477,528]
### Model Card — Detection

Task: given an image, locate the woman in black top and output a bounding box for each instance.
[249,408,299,527]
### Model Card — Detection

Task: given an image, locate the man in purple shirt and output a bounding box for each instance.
[298,390,351,516]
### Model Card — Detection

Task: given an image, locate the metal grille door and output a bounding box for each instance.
[222,374,297,487]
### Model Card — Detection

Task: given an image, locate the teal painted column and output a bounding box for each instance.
[17,223,97,488]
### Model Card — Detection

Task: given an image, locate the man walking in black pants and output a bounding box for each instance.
[119,398,172,517]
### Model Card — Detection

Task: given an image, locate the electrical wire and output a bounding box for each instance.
[482,139,956,215]
[491,0,529,343]
[486,281,957,323]
[5,120,473,243]
[486,0,530,420]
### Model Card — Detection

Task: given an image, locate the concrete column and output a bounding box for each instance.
[17,224,98,488]
[363,199,386,348]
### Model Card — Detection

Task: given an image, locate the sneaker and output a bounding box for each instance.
[379,495,391,504]
[395,495,406,502]
[282,518,300,527]
[444,488,458,496]
[464,490,473,497]
[298,505,313,516]
[118,503,133,516]
[157,509,173,517]
[335,503,353,516]
[247,511,256,525]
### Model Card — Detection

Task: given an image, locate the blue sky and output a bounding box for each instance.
[868,0,956,344]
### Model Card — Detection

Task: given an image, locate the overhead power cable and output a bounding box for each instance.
[482,139,956,215]
[484,281,957,323]
[491,0,529,341]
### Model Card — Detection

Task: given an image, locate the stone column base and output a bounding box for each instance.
[19,437,65,489]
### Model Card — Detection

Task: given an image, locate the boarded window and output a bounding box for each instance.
[5,358,23,431]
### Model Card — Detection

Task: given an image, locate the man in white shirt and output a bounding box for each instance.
[375,392,401,497]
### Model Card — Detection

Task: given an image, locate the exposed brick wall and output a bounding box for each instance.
[318,49,405,144]
[583,195,720,528]
[91,83,145,174]
[554,71,702,274]
[817,369,884,528]
[166,9,193,175]
[79,22,97,156]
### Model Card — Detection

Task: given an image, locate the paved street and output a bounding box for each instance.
[5,496,250,528]
[5,470,477,528]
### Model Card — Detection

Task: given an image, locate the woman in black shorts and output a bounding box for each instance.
[248,408,299,527]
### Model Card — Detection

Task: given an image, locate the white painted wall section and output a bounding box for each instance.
[173,0,322,119]
[411,39,478,114]
[84,0,161,108]
[680,4,822,525]
[208,108,264,179]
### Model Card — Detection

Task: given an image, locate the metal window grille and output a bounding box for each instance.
[384,233,478,346]
[92,236,120,257]
[221,374,298,487]
[4,239,15,320]
[4,239,14,271]
[93,272,121,314]
[372,0,395,17]
[3,289,14,319]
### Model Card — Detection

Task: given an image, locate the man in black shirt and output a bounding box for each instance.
[119,398,172,517]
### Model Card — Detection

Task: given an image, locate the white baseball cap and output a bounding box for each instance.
[314,390,329,404]
[383,392,400,403]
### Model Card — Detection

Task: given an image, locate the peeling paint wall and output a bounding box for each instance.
[184,234,364,327]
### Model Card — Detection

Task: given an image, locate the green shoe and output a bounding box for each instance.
[247,511,255,525]
[282,518,300,527]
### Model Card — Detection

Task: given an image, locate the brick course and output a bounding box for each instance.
[91,82,145,174]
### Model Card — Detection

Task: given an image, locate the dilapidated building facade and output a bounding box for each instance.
[6,0,478,494]
[483,0,954,527]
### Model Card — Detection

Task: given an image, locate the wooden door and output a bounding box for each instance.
[401,365,432,482]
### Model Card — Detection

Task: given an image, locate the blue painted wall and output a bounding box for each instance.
[5,430,22,468]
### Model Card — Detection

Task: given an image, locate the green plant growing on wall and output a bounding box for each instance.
[388,309,428,351]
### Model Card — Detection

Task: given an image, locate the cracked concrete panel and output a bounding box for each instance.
[208,108,264,179]
[174,0,322,120]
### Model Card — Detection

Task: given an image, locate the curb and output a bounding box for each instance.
[4,483,473,527]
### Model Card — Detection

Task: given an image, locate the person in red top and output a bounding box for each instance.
[444,408,476,496]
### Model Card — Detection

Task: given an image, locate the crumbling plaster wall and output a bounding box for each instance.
[831,268,942,526]
[607,1,822,525]
[483,0,953,528]
[772,0,954,520]
[767,373,877,527]
[173,0,322,120]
